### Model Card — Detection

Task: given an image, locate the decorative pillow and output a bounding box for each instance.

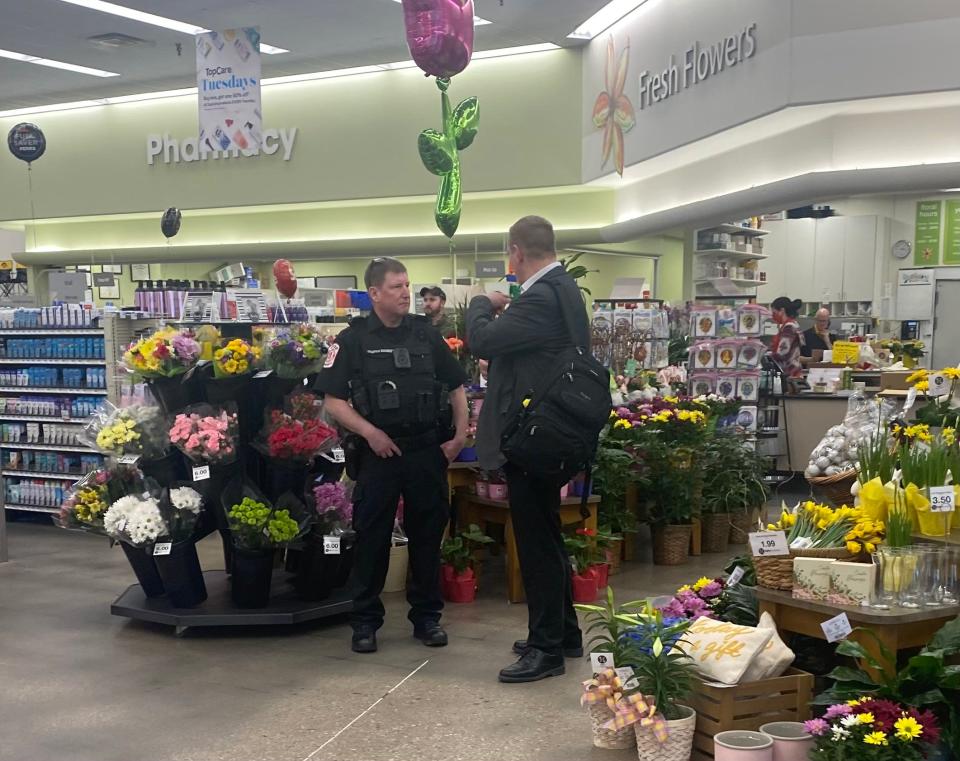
[680,617,774,685]
[741,612,795,682]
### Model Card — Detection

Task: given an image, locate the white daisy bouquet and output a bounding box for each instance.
[103,493,167,547]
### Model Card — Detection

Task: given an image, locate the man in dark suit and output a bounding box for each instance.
[466,215,586,683]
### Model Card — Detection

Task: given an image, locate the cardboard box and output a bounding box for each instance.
[828,561,875,606]
[881,370,913,391]
[792,557,835,601]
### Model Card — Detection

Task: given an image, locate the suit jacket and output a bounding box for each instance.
[466,266,589,470]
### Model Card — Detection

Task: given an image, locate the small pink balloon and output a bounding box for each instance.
[401,0,474,79]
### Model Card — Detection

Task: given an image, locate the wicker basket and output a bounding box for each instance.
[806,469,857,506]
[586,704,636,749]
[729,510,758,545]
[701,513,731,554]
[653,524,692,566]
[755,547,852,591]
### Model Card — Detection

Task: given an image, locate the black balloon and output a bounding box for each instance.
[8,123,46,163]
[161,208,181,239]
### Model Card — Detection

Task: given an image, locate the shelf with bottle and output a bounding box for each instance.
[1,469,84,481]
[698,223,769,237]
[3,504,58,514]
[0,414,88,424]
[3,476,70,512]
[0,386,109,395]
[1,442,98,454]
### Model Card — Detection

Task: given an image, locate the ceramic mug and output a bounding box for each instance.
[715,731,773,761]
[759,722,814,761]
[488,483,508,500]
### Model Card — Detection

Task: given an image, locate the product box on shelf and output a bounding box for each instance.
[828,561,875,606]
[792,557,835,601]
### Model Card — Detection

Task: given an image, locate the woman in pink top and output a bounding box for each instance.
[770,297,805,385]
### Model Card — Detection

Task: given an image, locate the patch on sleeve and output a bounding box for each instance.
[324,343,340,368]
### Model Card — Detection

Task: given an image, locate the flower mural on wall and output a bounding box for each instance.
[592,37,635,176]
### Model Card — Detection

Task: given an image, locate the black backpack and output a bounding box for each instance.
[500,277,612,483]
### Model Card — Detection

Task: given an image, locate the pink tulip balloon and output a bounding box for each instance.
[401,0,475,79]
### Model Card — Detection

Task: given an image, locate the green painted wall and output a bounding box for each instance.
[0,49,583,222]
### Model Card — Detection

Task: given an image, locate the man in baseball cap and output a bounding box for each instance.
[420,286,454,337]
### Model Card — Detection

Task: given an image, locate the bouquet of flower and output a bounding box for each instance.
[226,493,310,550]
[103,492,167,547]
[81,402,170,459]
[168,404,238,463]
[767,501,883,554]
[261,408,337,463]
[159,485,204,542]
[806,697,939,760]
[212,338,260,378]
[264,324,326,379]
[123,326,200,378]
[56,465,147,533]
[312,480,353,532]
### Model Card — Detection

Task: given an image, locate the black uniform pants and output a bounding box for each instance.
[350,445,449,632]
[504,463,582,656]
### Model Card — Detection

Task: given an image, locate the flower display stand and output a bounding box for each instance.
[111,570,353,636]
[688,669,814,761]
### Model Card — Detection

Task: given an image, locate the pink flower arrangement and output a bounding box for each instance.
[312,481,352,527]
[169,409,238,463]
[658,576,732,621]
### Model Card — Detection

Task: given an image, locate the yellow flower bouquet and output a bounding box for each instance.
[212,338,261,379]
[122,326,201,378]
[80,402,171,459]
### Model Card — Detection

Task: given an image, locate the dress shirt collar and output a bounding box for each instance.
[520,260,562,292]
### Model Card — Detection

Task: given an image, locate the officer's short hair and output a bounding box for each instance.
[509,216,555,259]
[365,257,408,289]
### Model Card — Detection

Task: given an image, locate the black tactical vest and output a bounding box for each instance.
[348,315,443,438]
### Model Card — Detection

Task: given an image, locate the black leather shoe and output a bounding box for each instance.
[498,648,565,683]
[413,622,448,647]
[351,629,378,653]
[513,639,583,658]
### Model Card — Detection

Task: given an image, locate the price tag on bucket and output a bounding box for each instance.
[590,652,614,674]
[192,465,210,482]
[930,485,955,513]
[118,454,140,465]
[153,542,172,557]
[727,566,746,587]
[821,612,852,643]
[749,530,789,557]
[321,447,345,464]
[323,535,341,555]
[614,666,639,690]
[929,372,951,397]
[253,370,272,379]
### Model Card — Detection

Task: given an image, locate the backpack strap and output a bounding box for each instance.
[541,275,590,350]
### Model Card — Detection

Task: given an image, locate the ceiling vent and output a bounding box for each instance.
[87,32,154,50]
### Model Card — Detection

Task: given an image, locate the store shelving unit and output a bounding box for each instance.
[695,223,769,298]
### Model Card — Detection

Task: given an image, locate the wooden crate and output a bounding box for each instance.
[689,668,814,761]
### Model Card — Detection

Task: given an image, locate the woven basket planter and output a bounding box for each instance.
[755,547,852,591]
[806,469,857,506]
[701,513,730,554]
[653,524,692,566]
[636,704,696,761]
[728,510,757,544]
[586,703,636,750]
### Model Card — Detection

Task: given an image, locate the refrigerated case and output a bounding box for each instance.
[896,268,960,369]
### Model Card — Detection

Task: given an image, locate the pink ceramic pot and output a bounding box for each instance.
[759,722,814,761]
[559,483,569,499]
[475,481,489,497]
[715,731,773,761]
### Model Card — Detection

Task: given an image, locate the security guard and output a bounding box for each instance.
[316,257,468,653]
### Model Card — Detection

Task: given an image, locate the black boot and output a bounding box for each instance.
[498,648,565,683]
[512,639,583,658]
[351,628,378,653]
[413,622,448,647]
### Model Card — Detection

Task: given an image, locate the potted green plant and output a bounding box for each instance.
[564,531,599,602]
[702,433,768,551]
[815,616,960,756]
[440,523,494,603]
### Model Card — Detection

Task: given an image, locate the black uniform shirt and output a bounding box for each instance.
[315,311,468,400]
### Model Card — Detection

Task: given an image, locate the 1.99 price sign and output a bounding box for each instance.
[749,530,789,557]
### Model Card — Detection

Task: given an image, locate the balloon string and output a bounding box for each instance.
[27,164,38,251]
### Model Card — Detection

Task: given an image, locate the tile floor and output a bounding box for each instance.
[0,516,771,761]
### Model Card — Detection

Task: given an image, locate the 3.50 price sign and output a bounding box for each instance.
[749,530,789,557]
[930,485,955,514]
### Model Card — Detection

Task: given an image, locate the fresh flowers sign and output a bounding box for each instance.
[806,697,939,759]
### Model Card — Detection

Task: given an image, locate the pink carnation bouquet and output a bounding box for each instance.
[168,404,238,464]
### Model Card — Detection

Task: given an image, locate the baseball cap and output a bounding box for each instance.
[419,286,446,300]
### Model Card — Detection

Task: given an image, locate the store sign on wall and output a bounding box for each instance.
[914,200,942,265]
[638,23,758,111]
[943,200,960,265]
[146,128,297,165]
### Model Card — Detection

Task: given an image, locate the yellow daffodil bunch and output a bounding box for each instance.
[770,501,874,550]
[843,517,884,556]
[893,423,934,444]
[213,338,261,378]
[73,486,108,524]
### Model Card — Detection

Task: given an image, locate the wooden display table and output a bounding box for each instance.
[453,488,600,603]
[755,586,959,679]
[446,461,477,498]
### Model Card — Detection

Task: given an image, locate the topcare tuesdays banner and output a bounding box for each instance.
[196,28,262,154]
